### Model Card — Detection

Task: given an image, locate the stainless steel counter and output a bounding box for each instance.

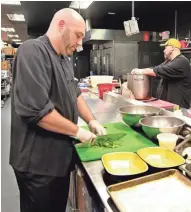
[77,91,191,212]
[78,93,121,212]
[78,92,157,212]
[103,92,191,126]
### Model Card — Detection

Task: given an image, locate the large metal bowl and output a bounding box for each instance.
[139,116,185,139]
[119,105,162,127]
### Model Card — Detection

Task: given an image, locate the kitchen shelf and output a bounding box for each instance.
[181,48,191,55]
[181,47,191,50]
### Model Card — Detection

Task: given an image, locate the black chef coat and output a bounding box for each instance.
[10,35,81,177]
[153,54,191,109]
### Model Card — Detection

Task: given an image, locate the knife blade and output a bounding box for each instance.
[95,133,126,143]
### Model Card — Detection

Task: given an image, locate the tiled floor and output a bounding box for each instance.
[1,98,20,212]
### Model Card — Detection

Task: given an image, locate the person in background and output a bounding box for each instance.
[10,8,106,212]
[131,38,191,109]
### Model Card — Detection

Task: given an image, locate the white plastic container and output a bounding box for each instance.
[157,133,178,150]
[90,75,113,88]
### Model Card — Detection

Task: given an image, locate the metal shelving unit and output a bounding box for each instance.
[1,54,14,108]
[181,47,191,52]
[1,70,11,107]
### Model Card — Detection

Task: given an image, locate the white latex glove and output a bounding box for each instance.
[76,127,96,143]
[88,120,107,135]
[131,68,144,75]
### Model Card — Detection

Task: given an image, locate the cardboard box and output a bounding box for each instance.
[2,47,14,55]
[1,61,9,70]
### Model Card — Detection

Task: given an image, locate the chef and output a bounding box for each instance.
[10,8,106,212]
[131,38,191,109]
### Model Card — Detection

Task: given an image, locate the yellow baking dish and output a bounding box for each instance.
[102,152,148,176]
[137,147,185,168]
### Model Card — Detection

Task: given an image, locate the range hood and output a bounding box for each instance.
[83,29,160,44]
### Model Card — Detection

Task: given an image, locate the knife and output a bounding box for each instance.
[75,133,126,148]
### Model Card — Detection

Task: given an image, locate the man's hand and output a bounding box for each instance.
[88,120,107,135]
[76,127,96,143]
[131,68,144,75]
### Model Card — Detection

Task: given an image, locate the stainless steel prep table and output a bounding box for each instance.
[76,91,191,212]
[78,93,122,212]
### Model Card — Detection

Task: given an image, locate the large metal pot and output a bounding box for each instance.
[139,116,185,139]
[127,74,151,100]
[119,105,162,127]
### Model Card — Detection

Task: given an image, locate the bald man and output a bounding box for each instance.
[10,8,106,212]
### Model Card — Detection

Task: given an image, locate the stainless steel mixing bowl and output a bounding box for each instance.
[139,116,185,139]
[119,105,162,127]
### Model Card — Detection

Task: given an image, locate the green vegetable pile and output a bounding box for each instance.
[94,138,121,148]
[91,133,126,148]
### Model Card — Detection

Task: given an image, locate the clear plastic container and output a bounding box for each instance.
[157,133,178,151]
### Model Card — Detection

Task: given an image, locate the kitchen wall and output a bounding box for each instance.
[73,45,92,80]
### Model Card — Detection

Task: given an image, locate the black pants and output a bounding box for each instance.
[14,169,70,212]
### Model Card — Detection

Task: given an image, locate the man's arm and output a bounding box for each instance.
[38,109,96,142]
[142,68,156,77]
[132,57,187,79]
[131,68,156,76]
[77,94,95,123]
[38,109,78,136]
[77,94,107,135]
[152,58,187,79]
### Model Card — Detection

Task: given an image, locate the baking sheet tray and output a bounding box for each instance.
[102,152,148,176]
[108,169,191,212]
[137,147,185,168]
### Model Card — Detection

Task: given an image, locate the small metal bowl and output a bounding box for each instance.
[139,116,185,139]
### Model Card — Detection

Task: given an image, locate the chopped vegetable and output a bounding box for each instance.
[91,133,126,148]
[76,133,126,148]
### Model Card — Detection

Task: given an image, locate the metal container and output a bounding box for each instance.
[127,73,151,100]
[139,116,185,139]
[107,169,191,212]
[185,163,191,177]
[180,163,191,178]
[119,105,162,127]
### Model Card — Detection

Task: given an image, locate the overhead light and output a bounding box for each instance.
[1,0,21,5]
[69,1,93,9]
[12,39,21,42]
[108,12,116,15]
[7,14,25,21]
[7,34,19,38]
[1,27,15,32]
[16,42,23,45]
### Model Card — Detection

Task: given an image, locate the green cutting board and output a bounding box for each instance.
[75,122,156,162]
